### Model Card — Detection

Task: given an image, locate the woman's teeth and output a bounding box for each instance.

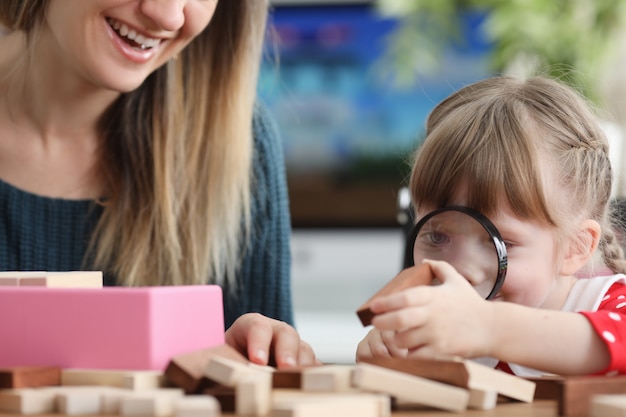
[107,18,160,50]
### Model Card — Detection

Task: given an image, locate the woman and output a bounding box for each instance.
[0,0,316,367]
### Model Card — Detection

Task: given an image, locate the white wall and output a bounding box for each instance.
[290,228,405,364]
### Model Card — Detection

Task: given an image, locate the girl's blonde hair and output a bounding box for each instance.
[0,1,268,286]
[411,76,626,273]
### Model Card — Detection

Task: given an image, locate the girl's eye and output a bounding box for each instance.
[418,231,450,247]
[504,241,515,250]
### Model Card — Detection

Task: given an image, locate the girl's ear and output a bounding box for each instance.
[560,219,601,276]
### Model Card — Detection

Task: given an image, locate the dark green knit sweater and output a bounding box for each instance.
[0,105,294,329]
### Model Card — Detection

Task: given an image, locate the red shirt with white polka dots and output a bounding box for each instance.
[580,282,626,375]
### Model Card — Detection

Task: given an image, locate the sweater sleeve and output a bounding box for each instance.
[222,102,294,329]
[580,282,626,375]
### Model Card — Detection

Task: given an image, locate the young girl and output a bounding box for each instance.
[356,76,626,376]
[0,0,316,368]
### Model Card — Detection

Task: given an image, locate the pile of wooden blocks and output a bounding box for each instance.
[0,343,538,416]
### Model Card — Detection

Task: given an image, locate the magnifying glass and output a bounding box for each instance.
[404,206,508,300]
[357,206,508,327]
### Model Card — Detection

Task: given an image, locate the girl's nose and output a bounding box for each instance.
[139,0,185,32]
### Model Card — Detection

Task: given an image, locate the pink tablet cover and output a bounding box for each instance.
[0,285,224,370]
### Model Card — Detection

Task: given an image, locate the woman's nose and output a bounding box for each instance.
[139,0,185,32]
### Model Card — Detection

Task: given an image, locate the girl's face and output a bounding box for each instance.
[489,205,564,309]
[39,0,218,92]
[417,189,566,310]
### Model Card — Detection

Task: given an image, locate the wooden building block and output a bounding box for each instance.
[361,356,535,402]
[19,271,103,288]
[205,356,267,388]
[542,375,626,417]
[467,386,498,410]
[62,369,165,391]
[272,368,305,389]
[99,387,134,415]
[271,391,390,417]
[0,277,19,286]
[351,363,469,412]
[55,387,103,416]
[61,369,164,390]
[591,394,626,417]
[203,385,235,412]
[301,365,355,392]
[0,389,57,414]
[119,388,185,417]
[0,367,62,389]
[0,285,224,370]
[235,372,272,416]
[174,395,221,417]
[273,390,391,417]
[165,344,249,394]
[356,263,434,326]
[527,375,564,400]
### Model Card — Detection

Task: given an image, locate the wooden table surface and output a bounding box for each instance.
[0,400,560,417]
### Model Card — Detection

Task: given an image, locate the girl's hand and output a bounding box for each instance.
[369,259,496,359]
[225,313,320,368]
[356,328,409,362]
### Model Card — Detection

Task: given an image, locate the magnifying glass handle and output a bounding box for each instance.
[357,263,434,326]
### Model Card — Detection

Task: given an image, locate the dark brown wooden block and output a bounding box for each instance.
[552,375,626,417]
[203,384,236,412]
[356,263,434,326]
[0,366,62,389]
[361,356,469,388]
[164,344,249,394]
[526,375,564,400]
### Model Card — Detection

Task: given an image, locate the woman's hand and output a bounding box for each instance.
[225,313,319,368]
[368,259,496,359]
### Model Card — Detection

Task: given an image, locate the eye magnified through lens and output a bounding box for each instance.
[405,206,508,300]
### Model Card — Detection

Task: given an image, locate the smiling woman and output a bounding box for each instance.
[0,0,318,369]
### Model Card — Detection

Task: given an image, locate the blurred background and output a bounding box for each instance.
[259,0,626,364]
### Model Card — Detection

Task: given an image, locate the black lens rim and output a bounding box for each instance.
[404,206,508,300]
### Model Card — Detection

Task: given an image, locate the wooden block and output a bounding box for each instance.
[0,367,62,389]
[0,277,19,286]
[351,363,469,412]
[273,369,303,389]
[235,372,272,416]
[61,369,164,390]
[174,395,221,417]
[203,385,235,412]
[273,390,391,417]
[271,391,390,417]
[0,286,224,370]
[527,375,564,400]
[548,375,626,417]
[0,271,46,279]
[165,344,249,394]
[356,263,434,326]
[361,356,535,402]
[99,387,134,415]
[119,388,185,417]
[0,389,57,414]
[301,365,355,392]
[467,386,498,410]
[56,387,103,416]
[19,271,103,288]
[592,394,626,417]
[205,356,267,388]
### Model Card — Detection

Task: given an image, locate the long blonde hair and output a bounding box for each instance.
[411,76,626,273]
[0,1,268,286]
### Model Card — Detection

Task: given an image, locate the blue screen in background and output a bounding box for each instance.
[259,4,493,226]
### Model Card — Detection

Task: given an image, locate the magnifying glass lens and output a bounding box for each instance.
[409,207,507,300]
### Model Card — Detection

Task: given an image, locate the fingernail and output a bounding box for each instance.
[282,355,296,367]
[254,349,267,363]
